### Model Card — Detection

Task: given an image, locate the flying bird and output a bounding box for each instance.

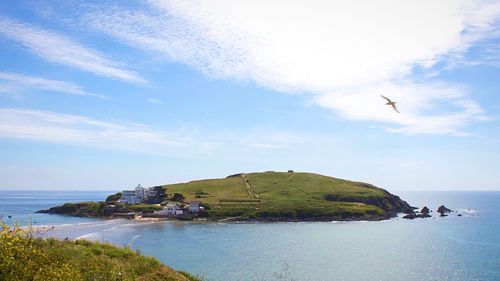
[381,95,400,113]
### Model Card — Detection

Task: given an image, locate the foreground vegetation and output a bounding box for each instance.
[0,224,200,281]
[163,171,413,221]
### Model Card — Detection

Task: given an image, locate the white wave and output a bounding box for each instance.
[75,232,100,241]
[78,219,122,226]
[120,222,157,227]
[458,208,477,214]
[450,237,500,247]
[129,234,141,245]
[457,208,478,216]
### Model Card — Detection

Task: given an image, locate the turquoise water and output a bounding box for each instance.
[0,190,112,226]
[1,190,499,281]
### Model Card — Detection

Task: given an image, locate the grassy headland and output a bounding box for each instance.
[162,171,413,221]
[0,224,200,281]
[38,171,413,221]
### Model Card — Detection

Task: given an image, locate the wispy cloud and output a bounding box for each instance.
[0,16,146,84]
[0,107,342,156]
[314,81,489,136]
[0,72,107,99]
[79,0,500,135]
[147,98,162,104]
[0,108,193,154]
[234,128,341,150]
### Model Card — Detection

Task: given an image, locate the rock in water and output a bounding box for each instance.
[403,207,431,219]
[417,206,431,218]
[437,205,452,216]
[403,213,417,219]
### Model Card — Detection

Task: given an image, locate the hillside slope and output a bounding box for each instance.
[163,171,413,221]
[0,225,200,281]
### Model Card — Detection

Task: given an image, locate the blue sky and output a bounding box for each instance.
[1,0,499,191]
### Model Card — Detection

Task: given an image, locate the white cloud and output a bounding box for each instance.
[0,72,107,99]
[0,108,195,154]
[234,128,341,149]
[0,107,344,156]
[80,0,499,135]
[0,17,146,84]
[314,81,489,135]
[147,98,162,104]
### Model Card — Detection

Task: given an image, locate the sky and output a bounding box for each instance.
[1,0,499,191]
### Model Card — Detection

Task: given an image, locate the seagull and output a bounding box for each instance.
[381,95,400,113]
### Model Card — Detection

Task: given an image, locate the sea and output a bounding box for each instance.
[1,190,499,281]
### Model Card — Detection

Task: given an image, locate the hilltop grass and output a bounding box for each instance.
[163,171,407,221]
[0,224,201,281]
[164,176,249,205]
[247,172,386,201]
[127,204,162,213]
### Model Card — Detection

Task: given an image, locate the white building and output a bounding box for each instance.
[153,202,184,216]
[153,208,169,216]
[119,184,158,204]
[189,201,201,214]
[166,202,184,216]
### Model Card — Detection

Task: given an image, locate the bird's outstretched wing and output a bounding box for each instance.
[391,104,400,113]
[380,95,391,102]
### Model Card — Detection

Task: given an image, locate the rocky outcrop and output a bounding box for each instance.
[37,202,127,217]
[402,206,431,219]
[37,203,82,215]
[437,205,452,216]
[402,213,417,219]
[418,206,431,218]
[324,192,414,216]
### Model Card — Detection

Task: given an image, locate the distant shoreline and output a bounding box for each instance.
[36,202,404,223]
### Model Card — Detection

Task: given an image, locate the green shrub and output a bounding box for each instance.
[106,192,122,203]
[0,224,200,281]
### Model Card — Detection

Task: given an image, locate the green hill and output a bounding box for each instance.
[38,171,413,221]
[0,224,201,281]
[163,171,413,221]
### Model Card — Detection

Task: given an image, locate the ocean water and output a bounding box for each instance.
[1,190,499,281]
[0,190,112,226]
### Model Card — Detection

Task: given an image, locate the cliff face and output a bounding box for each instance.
[324,191,414,215]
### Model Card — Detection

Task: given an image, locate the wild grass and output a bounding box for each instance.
[127,204,162,213]
[0,223,200,281]
[163,177,249,205]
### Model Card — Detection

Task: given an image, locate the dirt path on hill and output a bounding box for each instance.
[241,174,259,199]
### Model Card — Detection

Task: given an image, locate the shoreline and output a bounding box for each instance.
[33,210,401,224]
[26,215,402,235]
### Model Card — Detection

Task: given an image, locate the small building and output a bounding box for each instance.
[153,208,169,216]
[189,201,201,214]
[165,202,184,216]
